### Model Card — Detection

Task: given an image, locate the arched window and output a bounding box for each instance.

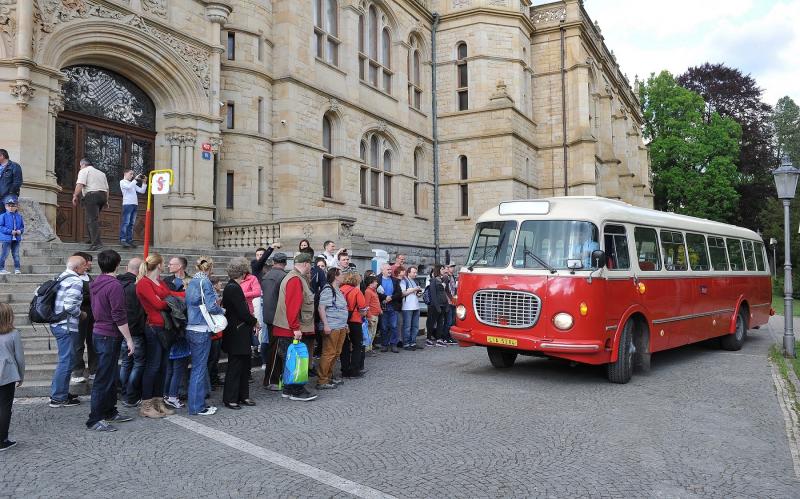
[322,115,333,198]
[408,35,423,110]
[359,133,394,208]
[314,0,339,66]
[456,42,468,110]
[459,155,468,216]
[360,3,393,94]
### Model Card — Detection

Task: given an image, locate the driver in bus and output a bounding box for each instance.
[571,224,599,269]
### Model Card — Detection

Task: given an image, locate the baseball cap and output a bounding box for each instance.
[3,195,18,205]
[271,252,288,263]
[294,252,312,264]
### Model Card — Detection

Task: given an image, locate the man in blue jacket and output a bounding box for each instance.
[0,195,24,274]
[0,150,22,215]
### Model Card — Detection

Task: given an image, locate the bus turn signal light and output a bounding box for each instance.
[579,302,588,316]
[637,282,646,295]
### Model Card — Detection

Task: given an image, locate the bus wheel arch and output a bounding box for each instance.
[722,302,749,351]
[607,319,636,383]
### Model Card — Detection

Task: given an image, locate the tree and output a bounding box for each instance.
[774,96,800,164]
[639,71,742,222]
[677,63,776,230]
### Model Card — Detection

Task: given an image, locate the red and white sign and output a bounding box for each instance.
[201,142,212,152]
[150,172,171,195]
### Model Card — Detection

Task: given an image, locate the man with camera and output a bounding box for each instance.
[119,169,148,248]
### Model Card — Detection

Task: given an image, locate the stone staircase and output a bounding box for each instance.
[2,241,248,398]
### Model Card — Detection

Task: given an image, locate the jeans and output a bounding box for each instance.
[166,357,189,399]
[0,240,20,270]
[50,324,78,402]
[86,334,122,428]
[119,336,145,404]
[208,338,222,383]
[444,305,455,340]
[402,309,420,346]
[0,382,15,442]
[380,308,399,346]
[186,330,212,415]
[119,204,137,243]
[72,315,97,377]
[83,190,107,247]
[141,326,168,399]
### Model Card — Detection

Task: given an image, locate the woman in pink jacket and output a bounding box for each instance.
[239,269,263,376]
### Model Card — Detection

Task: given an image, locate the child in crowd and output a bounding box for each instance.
[364,275,382,353]
[0,195,24,275]
[0,302,24,451]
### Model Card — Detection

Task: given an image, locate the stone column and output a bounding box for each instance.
[181,133,196,198]
[46,93,64,182]
[205,2,231,116]
[166,132,183,195]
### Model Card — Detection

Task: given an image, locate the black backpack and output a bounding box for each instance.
[29,274,71,324]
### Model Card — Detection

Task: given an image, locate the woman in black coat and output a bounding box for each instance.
[221,260,259,409]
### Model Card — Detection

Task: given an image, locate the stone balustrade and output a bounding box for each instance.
[214,223,280,249]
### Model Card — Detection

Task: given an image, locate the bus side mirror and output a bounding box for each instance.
[591,249,606,268]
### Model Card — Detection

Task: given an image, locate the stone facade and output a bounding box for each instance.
[0,0,651,266]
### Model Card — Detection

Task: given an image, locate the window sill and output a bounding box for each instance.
[315,57,346,76]
[414,215,428,221]
[359,81,398,102]
[409,106,428,118]
[322,196,345,205]
[455,216,471,221]
[359,204,403,216]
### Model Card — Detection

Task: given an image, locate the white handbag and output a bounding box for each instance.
[199,278,227,333]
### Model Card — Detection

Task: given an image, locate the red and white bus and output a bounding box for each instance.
[450,197,772,383]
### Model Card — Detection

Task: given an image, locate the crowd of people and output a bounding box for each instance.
[0,239,461,447]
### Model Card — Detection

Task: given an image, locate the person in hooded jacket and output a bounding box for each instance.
[117,257,146,407]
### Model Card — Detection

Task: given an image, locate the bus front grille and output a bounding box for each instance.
[473,290,540,329]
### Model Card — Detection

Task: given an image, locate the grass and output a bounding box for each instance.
[771,292,800,316]
[770,341,800,382]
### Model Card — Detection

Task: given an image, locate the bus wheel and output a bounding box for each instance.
[720,310,747,351]
[487,347,518,368]
[607,320,635,384]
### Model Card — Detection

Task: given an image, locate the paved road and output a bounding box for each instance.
[1,320,797,498]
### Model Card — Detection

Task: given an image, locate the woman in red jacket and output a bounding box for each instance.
[135,253,183,419]
[340,271,368,378]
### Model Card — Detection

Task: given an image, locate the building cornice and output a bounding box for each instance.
[438,7,535,33]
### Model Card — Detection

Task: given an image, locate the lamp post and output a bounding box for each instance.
[770,238,778,277]
[773,155,800,358]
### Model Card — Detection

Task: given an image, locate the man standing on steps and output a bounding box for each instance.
[71,252,96,384]
[0,149,22,216]
[86,249,134,432]
[118,169,147,248]
[48,255,87,408]
[71,158,109,251]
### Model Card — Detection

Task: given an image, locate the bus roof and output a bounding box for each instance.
[476,197,762,241]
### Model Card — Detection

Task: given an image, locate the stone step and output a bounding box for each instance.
[16,380,92,398]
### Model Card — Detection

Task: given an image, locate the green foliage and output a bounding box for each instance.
[639,71,742,222]
[775,96,800,164]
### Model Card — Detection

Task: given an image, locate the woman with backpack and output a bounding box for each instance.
[316,268,349,389]
[400,266,422,351]
[340,271,367,378]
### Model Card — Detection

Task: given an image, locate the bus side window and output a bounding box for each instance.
[603,224,630,270]
[742,240,756,271]
[686,233,710,271]
[660,230,688,271]
[707,236,729,271]
[634,227,661,271]
[754,242,766,272]
[726,238,745,271]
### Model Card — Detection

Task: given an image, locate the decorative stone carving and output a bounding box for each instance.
[452,0,470,8]
[328,98,340,114]
[141,0,166,18]
[179,132,197,146]
[209,135,222,152]
[48,92,64,116]
[376,120,387,132]
[487,0,506,6]
[531,6,565,24]
[10,80,35,108]
[302,224,313,238]
[38,0,123,35]
[165,131,182,145]
[205,1,230,25]
[340,222,353,238]
[18,197,59,242]
[0,0,15,55]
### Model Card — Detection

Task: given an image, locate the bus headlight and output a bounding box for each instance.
[553,313,574,330]
[456,304,467,320]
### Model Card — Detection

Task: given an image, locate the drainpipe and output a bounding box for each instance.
[431,12,441,263]
[560,21,568,196]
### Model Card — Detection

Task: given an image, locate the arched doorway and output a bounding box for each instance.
[54,65,156,244]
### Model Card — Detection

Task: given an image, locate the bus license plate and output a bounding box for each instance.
[487,336,517,347]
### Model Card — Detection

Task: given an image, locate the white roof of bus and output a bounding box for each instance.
[477,197,761,241]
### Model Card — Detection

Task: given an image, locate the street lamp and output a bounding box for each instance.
[773,154,800,358]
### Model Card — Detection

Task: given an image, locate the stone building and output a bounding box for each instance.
[0,0,651,265]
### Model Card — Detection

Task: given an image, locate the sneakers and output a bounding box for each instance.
[121,399,141,408]
[49,398,80,408]
[281,390,291,398]
[70,376,86,384]
[391,345,399,353]
[0,270,8,275]
[88,374,96,381]
[331,378,344,385]
[164,397,184,409]
[103,413,133,423]
[0,440,17,451]
[266,383,282,392]
[261,364,267,370]
[435,339,448,347]
[87,421,117,432]
[380,346,389,353]
[120,241,131,248]
[14,269,20,275]
[197,406,217,416]
[446,338,458,345]
[289,390,318,402]
[316,383,337,389]
[426,339,435,347]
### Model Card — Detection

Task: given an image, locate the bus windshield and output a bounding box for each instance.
[512,220,600,270]
[465,221,517,268]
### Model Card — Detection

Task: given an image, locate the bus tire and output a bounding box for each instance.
[487,347,517,368]
[720,310,747,351]
[607,320,635,384]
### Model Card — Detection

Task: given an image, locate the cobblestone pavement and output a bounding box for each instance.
[1,320,798,498]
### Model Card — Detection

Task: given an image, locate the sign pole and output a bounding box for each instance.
[143,169,174,259]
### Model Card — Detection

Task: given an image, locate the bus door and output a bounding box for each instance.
[685,233,716,343]
[603,224,637,337]
[632,226,671,351]
[658,230,694,347]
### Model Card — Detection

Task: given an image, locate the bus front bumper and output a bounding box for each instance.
[450,326,603,354]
